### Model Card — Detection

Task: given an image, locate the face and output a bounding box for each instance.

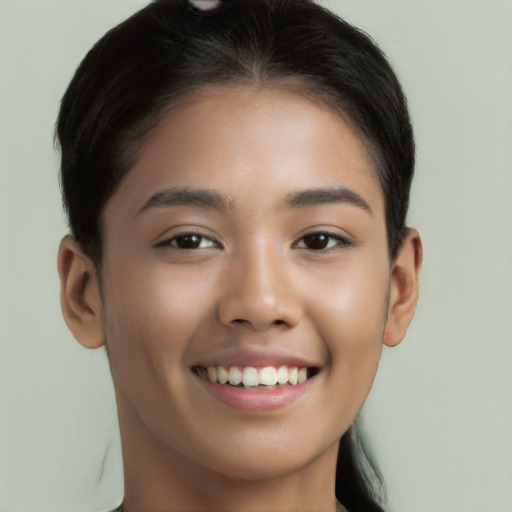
[99,85,390,480]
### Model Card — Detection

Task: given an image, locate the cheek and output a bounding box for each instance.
[100,255,219,381]
[100,258,226,448]
[309,250,388,338]
[306,255,388,415]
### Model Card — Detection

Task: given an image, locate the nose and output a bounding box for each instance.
[216,246,303,332]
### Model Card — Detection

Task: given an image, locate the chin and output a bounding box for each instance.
[204,450,321,482]
[179,426,340,482]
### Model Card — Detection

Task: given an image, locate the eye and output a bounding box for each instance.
[156,233,220,250]
[294,232,353,251]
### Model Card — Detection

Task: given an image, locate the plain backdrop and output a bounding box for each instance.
[1,1,511,511]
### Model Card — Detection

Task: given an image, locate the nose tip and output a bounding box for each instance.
[216,258,302,331]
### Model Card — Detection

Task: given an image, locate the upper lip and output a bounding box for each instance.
[191,347,321,369]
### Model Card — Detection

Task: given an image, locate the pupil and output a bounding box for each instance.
[178,235,200,248]
[305,233,328,250]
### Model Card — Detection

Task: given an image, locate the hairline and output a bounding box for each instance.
[93,75,388,269]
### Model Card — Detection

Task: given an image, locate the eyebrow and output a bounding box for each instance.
[284,186,372,214]
[137,185,372,216]
[137,187,232,215]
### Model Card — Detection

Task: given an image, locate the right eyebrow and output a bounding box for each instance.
[136,187,233,215]
[283,186,373,215]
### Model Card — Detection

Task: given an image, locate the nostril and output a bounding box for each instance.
[230,318,287,328]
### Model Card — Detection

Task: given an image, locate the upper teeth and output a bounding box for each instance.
[201,365,309,387]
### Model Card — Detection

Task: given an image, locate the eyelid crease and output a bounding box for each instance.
[292,224,357,243]
[151,223,221,243]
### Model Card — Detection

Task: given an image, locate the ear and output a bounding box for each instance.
[383,228,423,347]
[57,235,105,349]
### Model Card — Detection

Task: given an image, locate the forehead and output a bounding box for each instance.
[105,84,384,219]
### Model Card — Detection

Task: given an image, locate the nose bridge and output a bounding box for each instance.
[217,241,302,331]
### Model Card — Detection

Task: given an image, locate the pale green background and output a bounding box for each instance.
[1,1,511,511]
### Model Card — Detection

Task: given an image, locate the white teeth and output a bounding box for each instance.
[207,366,217,383]
[242,367,259,387]
[228,366,242,386]
[217,366,228,384]
[259,366,278,386]
[201,365,314,387]
[276,365,289,384]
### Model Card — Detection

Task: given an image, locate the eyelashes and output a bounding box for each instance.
[156,233,220,250]
[292,232,354,251]
[155,230,354,252]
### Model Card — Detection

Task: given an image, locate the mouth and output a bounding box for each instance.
[190,349,322,411]
[192,364,321,389]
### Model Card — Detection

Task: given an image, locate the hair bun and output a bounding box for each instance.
[188,0,222,15]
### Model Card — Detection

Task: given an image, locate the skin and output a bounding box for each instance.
[58,85,422,512]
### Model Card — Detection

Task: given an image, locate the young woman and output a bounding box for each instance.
[56,1,422,510]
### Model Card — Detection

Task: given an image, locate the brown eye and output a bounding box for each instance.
[302,233,331,250]
[157,233,219,250]
[174,234,203,249]
[295,232,353,251]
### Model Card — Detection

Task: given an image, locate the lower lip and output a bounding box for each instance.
[197,377,311,411]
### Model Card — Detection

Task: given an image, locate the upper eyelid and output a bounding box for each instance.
[295,233,350,243]
[293,229,352,243]
[154,225,219,241]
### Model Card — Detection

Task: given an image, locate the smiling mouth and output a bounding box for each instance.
[192,365,320,389]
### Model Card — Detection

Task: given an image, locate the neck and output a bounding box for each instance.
[117,395,340,512]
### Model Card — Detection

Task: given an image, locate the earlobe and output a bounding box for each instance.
[57,235,105,349]
[383,229,423,347]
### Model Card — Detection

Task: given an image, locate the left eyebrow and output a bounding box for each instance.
[283,186,373,214]
[136,186,232,215]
